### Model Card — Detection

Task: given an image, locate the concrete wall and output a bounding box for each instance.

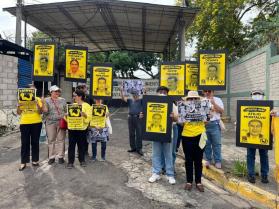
[0,54,19,132]
[215,43,279,121]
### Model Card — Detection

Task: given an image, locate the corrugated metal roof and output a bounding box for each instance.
[4,0,199,53]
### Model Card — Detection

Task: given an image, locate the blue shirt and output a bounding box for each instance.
[127,99,143,114]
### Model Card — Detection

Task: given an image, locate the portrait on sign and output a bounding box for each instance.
[199,51,227,90]
[160,63,185,96]
[65,46,87,82]
[91,65,113,98]
[33,43,55,81]
[185,62,199,91]
[236,100,273,150]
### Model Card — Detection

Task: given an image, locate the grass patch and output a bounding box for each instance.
[232,158,248,177]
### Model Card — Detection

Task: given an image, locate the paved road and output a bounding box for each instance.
[0,108,254,209]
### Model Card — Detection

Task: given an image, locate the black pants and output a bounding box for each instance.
[181,135,204,184]
[20,123,42,164]
[176,124,183,151]
[128,115,143,151]
[68,130,87,164]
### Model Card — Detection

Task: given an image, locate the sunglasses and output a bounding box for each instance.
[203,90,212,93]
[187,98,199,101]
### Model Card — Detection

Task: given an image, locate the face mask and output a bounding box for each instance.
[252,95,264,100]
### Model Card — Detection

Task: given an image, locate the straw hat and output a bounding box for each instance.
[182,91,200,100]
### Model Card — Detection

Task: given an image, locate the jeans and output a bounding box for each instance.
[20,123,42,164]
[181,135,204,184]
[128,115,143,151]
[92,142,107,160]
[152,141,174,177]
[171,124,178,166]
[205,121,222,163]
[68,130,87,164]
[247,148,269,177]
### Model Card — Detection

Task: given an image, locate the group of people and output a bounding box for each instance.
[17,82,278,193]
[17,83,110,171]
[121,86,224,192]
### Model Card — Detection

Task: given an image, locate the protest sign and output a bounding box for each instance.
[198,50,227,90]
[91,104,107,128]
[65,46,88,82]
[178,99,211,123]
[18,88,37,112]
[236,100,273,150]
[143,95,172,143]
[185,62,199,91]
[90,64,113,99]
[122,80,144,95]
[67,104,83,130]
[33,43,55,81]
[160,62,185,96]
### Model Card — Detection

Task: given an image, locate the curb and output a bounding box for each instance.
[202,160,279,209]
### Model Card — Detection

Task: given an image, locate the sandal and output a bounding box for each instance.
[19,164,26,171]
[196,183,205,192]
[32,162,40,166]
[184,183,192,191]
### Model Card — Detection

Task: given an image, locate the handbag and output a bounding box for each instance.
[51,98,68,129]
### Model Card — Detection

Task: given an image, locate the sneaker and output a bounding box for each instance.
[48,158,55,165]
[99,158,106,162]
[66,163,74,169]
[184,183,192,191]
[196,183,205,192]
[91,158,97,162]
[205,161,210,169]
[247,175,256,184]
[168,176,176,185]
[80,162,87,167]
[58,158,65,164]
[148,173,161,183]
[215,162,222,169]
[261,176,269,184]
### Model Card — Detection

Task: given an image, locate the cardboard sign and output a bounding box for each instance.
[18,88,37,112]
[185,62,199,91]
[198,50,227,90]
[67,104,83,130]
[90,64,113,99]
[33,43,55,81]
[236,100,273,150]
[178,99,211,123]
[91,104,107,128]
[122,80,144,96]
[143,95,172,143]
[160,63,185,96]
[65,46,88,82]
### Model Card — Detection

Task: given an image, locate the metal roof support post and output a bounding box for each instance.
[24,16,27,49]
[16,0,23,45]
[179,19,186,62]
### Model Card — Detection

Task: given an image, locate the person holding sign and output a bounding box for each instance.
[246,90,269,184]
[87,99,110,161]
[203,90,224,169]
[181,91,208,192]
[17,85,43,171]
[121,87,144,156]
[66,90,91,168]
[147,86,178,185]
[42,85,67,165]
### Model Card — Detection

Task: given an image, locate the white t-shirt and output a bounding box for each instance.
[210,97,224,121]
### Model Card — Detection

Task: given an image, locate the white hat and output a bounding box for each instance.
[182,91,200,100]
[49,85,60,92]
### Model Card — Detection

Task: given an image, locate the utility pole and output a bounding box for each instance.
[15,0,23,45]
[179,0,186,62]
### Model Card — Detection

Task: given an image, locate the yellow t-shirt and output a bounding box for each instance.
[19,97,42,125]
[182,121,206,137]
[81,102,92,130]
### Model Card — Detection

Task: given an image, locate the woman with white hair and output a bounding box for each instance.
[42,85,67,165]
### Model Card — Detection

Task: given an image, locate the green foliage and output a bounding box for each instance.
[232,158,248,177]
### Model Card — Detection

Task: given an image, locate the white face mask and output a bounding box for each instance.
[252,95,264,100]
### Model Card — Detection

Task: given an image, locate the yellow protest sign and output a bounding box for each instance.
[91,65,113,98]
[185,62,198,91]
[160,63,185,96]
[67,104,83,130]
[65,46,87,81]
[199,51,226,90]
[18,88,37,112]
[272,117,279,182]
[91,105,107,128]
[33,43,55,81]
[146,102,168,133]
[236,100,273,149]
